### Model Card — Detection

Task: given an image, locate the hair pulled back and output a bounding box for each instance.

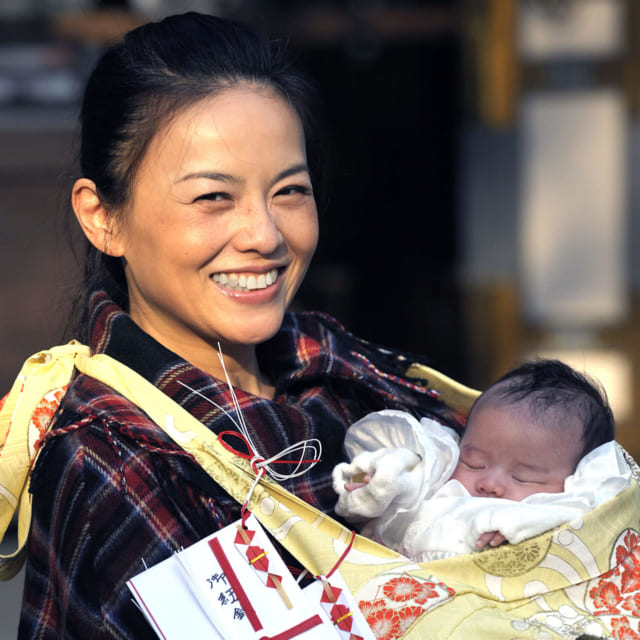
[71,12,321,341]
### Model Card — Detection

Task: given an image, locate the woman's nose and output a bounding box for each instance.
[234,200,283,254]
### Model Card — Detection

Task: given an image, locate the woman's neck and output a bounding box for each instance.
[176,339,274,399]
[128,315,275,399]
[211,350,275,399]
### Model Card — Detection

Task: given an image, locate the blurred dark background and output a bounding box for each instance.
[291,4,463,376]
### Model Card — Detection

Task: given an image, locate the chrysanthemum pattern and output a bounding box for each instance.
[1,386,67,456]
[611,616,640,639]
[28,386,67,455]
[586,528,640,638]
[358,573,454,640]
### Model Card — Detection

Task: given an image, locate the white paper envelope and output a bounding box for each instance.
[128,514,373,640]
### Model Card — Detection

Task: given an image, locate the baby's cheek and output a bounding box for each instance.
[450,463,463,483]
[450,464,473,493]
[509,486,538,501]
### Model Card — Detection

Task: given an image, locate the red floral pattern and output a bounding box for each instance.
[618,532,640,593]
[29,386,67,452]
[587,527,640,638]
[612,616,640,639]
[366,608,401,640]
[358,599,387,619]
[624,594,640,617]
[590,581,623,616]
[1,386,67,456]
[358,573,454,639]
[396,606,424,635]
[382,577,422,602]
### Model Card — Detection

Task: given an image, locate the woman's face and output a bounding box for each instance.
[113,85,318,356]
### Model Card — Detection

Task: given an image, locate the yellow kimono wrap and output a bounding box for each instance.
[2,344,640,639]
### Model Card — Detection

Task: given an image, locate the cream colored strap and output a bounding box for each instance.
[72,351,355,574]
[405,363,480,415]
[0,343,88,579]
[0,344,393,581]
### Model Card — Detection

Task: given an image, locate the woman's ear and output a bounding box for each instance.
[72,178,124,257]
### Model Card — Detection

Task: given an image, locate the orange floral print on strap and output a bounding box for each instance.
[29,386,68,453]
[358,574,455,640]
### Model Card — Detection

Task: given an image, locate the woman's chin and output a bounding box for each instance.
[216,315,284,348]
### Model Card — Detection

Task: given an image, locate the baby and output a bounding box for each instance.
[333,359,630,560]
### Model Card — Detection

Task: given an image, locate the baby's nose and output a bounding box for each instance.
[477,474,505,498]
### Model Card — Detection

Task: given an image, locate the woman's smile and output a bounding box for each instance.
[211,267,280,292]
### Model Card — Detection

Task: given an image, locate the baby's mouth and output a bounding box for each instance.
[211,267,279,292]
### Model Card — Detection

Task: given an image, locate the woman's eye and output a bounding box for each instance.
[194,192,229,202]
[275,185,312,198]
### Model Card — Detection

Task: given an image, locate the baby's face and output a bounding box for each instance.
[450,402,583,501]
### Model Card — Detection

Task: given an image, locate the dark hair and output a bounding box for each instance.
[470,359,615,460]
[68,12,323,342]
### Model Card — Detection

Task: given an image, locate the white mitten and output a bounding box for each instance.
[333,447,423,520]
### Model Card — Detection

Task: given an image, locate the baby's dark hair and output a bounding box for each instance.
[472,359,615,459]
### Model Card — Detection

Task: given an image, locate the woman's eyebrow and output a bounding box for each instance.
[175,171,241,184]
[175,164,309,185]
[275,163,309,181]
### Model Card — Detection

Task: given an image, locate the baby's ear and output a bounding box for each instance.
[72,178,124,257]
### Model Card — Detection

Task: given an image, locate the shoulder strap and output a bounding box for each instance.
[405,363,479,415]
[2,345,475,582]
[71,351,373,575]
[0,343,89,579]
[0,344,361,580]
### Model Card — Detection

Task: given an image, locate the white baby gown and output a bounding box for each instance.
[332,410,631,561]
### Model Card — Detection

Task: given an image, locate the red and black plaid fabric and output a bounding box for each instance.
[19,292,464,639]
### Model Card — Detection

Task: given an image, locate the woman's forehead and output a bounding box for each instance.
[137,85,306,181]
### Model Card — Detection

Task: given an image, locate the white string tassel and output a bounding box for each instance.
[176,343,322,484]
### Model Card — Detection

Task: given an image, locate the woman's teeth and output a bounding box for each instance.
[212,268,278,291]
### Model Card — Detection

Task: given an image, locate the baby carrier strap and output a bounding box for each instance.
[0,342,405,580]
[404,362,479,415]
[0,343,86,579]
[3,345,640,639]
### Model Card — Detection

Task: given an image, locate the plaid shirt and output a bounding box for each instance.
[19,292,464,639]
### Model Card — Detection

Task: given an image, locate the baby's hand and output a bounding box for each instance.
[476,531,507,549]
[332,448,423,519]
[344,473,372,492]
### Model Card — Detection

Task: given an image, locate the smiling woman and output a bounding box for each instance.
[73,85,318,396]
[6,12,468,640]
